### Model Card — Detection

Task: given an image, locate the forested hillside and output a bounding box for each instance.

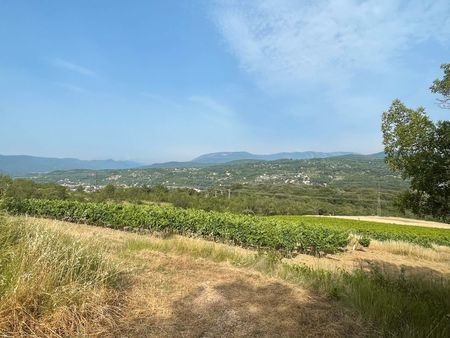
[28,156,405,191]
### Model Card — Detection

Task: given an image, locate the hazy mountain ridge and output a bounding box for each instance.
[192,151,355,164]
[0,155,142,176]
[145,151,359,168]
[1,151,384,176]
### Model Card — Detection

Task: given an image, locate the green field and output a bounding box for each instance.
[272,215,450,247]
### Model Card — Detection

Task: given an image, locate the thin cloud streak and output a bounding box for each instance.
[188,95,235,117]
[141,92,182,109]
[50,58,96,76]
[54,82,87,93]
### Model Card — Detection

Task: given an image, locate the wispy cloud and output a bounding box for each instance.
[141,92,182,109]
[54,82,87,93]
[188,95,235,117]
[187,94,242,131]
[50,58,96,76]
[212,0,450,89]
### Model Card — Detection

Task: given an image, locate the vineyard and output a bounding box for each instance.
[1,198,449,258]
[0,198,349,256]
[2,198,450,336]
[273,215,450,247]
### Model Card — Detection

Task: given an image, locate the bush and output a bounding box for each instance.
[358,236,371,247]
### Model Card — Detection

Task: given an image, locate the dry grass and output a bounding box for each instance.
[289,242,450,281]
[0,217,125,337]
[116,250,366,337]
[4,215,450,337]
[369,240,450,262]
[3,216,368,337]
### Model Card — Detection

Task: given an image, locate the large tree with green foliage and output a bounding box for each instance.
[430,63,450,109]
[382,64,450,221]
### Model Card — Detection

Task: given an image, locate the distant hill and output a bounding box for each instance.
[144,161,212,169]
[31,156,406,191]
[366,152,385,159]
[143,151,354,169]
[1,151,385,176]
[336,152,385,160]
[0,155,142,176]
[192,151,354,164]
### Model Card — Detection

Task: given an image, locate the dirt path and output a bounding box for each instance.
[311,215,450,229]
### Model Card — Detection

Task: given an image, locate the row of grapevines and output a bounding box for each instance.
[274,216,450,247]
[0,198,349,256]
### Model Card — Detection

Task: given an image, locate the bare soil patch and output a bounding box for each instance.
[118,251,364,337]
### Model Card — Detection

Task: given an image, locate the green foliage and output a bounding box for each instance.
[273,216,450,247]
[0,177,68,200]
[1,174,406,218]
[358,236,371,247]
[70,182,403,217]
[430,63,450,109]
[0,198,350,256]
[0,175,13,197]
[29,156,406,191]
[382,99,449,221]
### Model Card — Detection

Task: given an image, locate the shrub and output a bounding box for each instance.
[358,236,371,247]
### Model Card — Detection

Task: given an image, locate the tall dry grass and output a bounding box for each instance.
[369,240,450,262]
[0,216,124,337]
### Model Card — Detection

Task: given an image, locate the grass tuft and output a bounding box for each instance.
[0,216,124,337]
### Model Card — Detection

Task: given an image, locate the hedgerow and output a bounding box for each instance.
[0,198,349,256]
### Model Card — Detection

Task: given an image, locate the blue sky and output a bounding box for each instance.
[1,0,449,163]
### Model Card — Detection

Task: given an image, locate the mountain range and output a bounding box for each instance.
[191,151,354,163]
[0,151,383,176]
[0,155,141,176]
[146,151,357,168]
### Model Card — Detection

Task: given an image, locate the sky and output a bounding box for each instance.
[1,0,449,163]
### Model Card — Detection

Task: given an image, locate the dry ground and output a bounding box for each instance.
[117,252,364,337]
[13,216,366,337]
[290,240,450,279]
[9,216,450,337]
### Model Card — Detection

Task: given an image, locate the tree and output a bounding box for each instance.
[382,73,450,221]
[430,63,450,109]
